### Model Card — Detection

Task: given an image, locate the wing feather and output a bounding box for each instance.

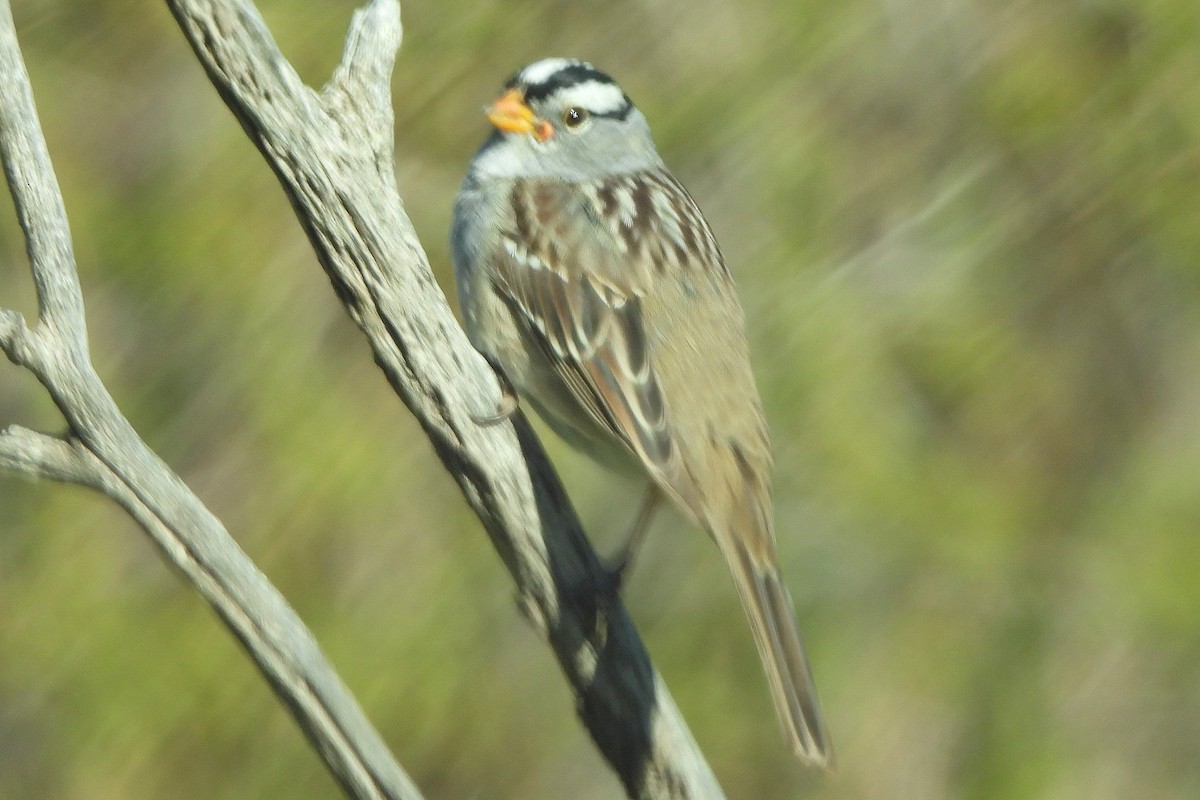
[490,174,679,483]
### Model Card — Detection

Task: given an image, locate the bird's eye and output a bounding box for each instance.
[562,107,589,129]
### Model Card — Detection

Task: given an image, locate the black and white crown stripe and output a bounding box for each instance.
[507,58,634,120]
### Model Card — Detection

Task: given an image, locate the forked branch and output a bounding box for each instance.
[0,1,420,798]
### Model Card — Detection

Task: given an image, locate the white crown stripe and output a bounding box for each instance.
[518,58,580,86]
[560,80,627,115]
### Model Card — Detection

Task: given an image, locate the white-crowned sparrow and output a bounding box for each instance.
[451,58,833,768]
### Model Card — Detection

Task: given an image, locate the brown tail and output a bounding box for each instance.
[714,523,835,769]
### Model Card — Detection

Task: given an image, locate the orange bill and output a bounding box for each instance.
[485,89,554,141]
[486,89,537,134]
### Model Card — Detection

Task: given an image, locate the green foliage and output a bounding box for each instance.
[2,1,1198,797]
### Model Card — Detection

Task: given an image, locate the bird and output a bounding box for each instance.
[450,57,833,768]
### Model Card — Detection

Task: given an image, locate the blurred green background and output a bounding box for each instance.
[2,0,1198,798]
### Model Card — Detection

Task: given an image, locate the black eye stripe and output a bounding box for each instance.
[592,104,634,121]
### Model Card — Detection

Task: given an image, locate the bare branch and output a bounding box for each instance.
[0,10,84,351]
[0,1,422,798]
[164,0,726,796]
[0,426,97,484]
